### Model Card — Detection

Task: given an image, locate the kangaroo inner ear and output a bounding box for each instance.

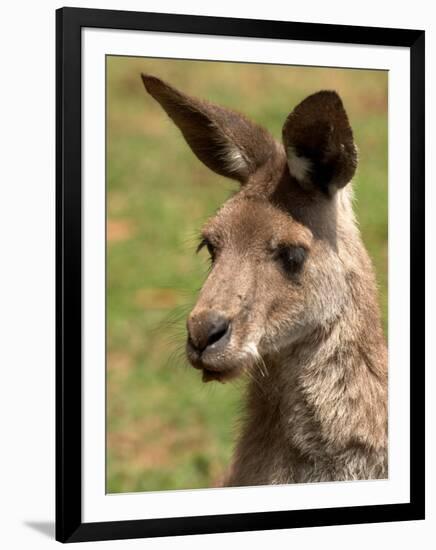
[141,74,277,184]
[282,91,357,195]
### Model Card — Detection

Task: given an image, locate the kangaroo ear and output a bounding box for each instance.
[141,74,277,184]
[282,91,357,195]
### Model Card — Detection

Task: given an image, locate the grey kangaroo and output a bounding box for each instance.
[141,73,387,485]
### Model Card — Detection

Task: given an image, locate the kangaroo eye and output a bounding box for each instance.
[197,238,216,262]
[275,245,307,274]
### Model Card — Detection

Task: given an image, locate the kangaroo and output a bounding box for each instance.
[141,73,388,485]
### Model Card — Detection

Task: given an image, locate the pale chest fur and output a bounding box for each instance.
[225,328,388,487]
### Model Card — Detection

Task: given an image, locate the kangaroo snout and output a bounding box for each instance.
[187,311,231,356]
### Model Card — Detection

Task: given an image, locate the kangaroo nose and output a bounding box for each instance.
[187,312,231,353]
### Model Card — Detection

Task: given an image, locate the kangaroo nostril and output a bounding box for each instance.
[188,312,231,353]
[206,318,230,348]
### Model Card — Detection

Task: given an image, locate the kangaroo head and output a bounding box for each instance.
[142,74,358,382]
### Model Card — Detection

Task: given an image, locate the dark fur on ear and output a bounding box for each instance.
[282,91,357,195]
[141,74,277,184]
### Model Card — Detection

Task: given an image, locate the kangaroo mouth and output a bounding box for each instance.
[186,345,241,383]
[189,356,233,383]
[201,364,243,383]
[201,368,226,383]
[186,333,244,383]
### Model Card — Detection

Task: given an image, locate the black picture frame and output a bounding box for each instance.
[56,6,425,543]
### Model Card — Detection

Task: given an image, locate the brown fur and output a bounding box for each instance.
[141,74,388,485]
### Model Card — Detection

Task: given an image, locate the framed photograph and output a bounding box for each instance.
[56,7,425,543]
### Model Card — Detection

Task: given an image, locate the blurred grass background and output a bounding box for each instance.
[106,57,388,493]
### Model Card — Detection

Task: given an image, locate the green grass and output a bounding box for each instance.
[106,57,388,493]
